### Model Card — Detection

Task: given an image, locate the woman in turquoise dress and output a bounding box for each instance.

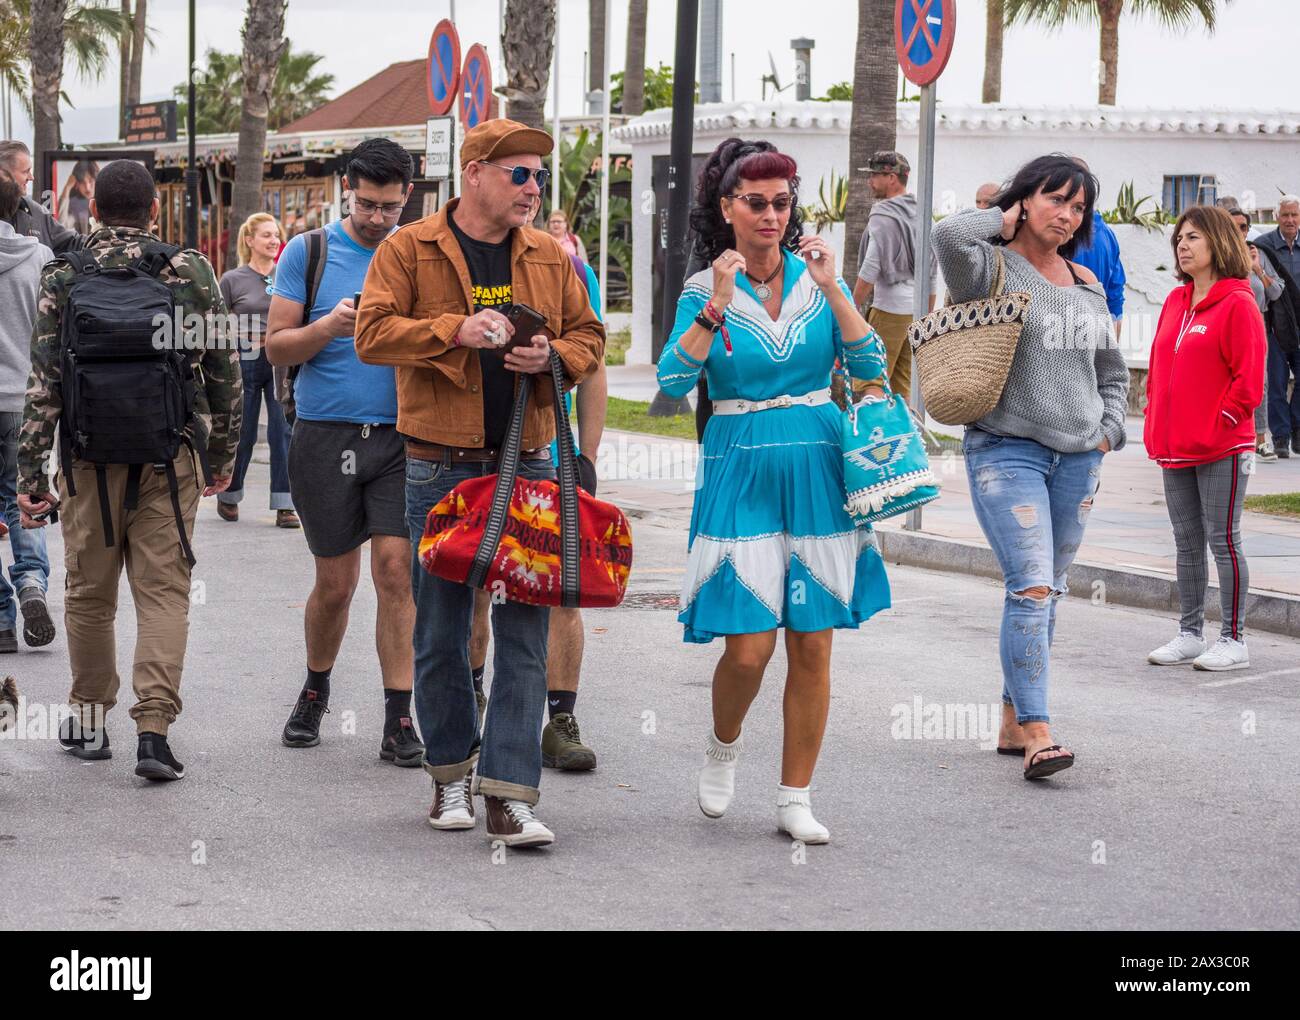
[657,139,891,844]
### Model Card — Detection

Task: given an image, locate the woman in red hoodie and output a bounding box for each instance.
[1145,205,1265,671]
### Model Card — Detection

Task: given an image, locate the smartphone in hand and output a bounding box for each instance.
[498,302,552,354]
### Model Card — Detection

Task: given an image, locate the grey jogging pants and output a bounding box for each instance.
[1161,452,1251,641]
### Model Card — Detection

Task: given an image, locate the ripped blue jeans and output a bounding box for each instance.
[964,428,1104,723]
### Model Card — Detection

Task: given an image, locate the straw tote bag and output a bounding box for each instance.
[908,247,1030,426]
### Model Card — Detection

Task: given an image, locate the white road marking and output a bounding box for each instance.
[1199,666,1300,688]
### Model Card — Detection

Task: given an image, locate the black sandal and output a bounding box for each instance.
[996,746,1024,756]
[1023,744,1075,780]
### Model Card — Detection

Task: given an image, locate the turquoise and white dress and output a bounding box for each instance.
[658,248,892,644]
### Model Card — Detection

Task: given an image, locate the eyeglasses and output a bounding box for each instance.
[479,161,550,190]
[727,193,796,214]
[352,196,406,217]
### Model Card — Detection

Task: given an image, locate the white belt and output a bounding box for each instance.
[711,389,833,415]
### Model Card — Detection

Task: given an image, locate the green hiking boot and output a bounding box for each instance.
[541,712,596,771]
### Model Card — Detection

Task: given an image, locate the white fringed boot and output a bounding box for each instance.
[776,784,830,844]
[697,729,741,818]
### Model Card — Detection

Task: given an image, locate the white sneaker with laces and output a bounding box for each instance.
[1193,637,1250,672]
[776,785,830,844]
[1147,631,1207,665]
[428,776,475,830]
[697,729,741,818]
[485,796,555,847]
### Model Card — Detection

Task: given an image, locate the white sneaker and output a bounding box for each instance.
[1147,631,1206,665]
[697,729,741,818]
[484,796,555,847]
[428,776,475,830]
[1193,637,1250,672]
[776,785,830,845]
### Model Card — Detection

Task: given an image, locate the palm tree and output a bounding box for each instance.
[117,0,147,136]
[983,0,1004,103]
[225,0,287,270]
[1005,0,1219,105]
[0,3,31,137]
[28,0,65,201]
[14,0,130,195]
[174,44,333,135]
[587,0,604,100]
[501,0,554,130]
[621,0,647,115]
[844,0,896,276]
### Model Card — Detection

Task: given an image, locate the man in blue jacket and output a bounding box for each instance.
[1071,208,1126,338]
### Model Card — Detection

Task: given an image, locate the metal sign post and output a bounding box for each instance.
[894,0,955,532]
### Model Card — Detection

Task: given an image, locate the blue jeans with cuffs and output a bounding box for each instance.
[963,428,1103,724]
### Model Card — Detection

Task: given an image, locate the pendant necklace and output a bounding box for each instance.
[746,262,781,302]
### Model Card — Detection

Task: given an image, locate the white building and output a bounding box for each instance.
[614,100,1300,369]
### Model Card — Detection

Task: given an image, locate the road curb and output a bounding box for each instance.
[874,529,1300,639]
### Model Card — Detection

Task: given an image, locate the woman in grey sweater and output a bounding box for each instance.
[932,155,1130,781]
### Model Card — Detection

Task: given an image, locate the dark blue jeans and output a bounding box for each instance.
[0,410,49,629]
[1265,331,1300,444]
[406,454,555,804]
[219,349,292,509]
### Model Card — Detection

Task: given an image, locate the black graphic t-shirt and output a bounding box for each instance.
[448,208,515,448]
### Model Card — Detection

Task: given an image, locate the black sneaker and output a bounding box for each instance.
[18,588,56,647]
[1279,442,1292,459]
[282,688,329,747]
[59,715,112,760]
[380,716,425,767]
[1293,436,1300,456]
[135,732,185,781]
[0,629,16,654]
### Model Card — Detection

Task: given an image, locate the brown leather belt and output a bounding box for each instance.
[406,442,550,464]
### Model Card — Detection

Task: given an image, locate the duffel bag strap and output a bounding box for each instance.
[466,372,532,591]
[546,349,581,608]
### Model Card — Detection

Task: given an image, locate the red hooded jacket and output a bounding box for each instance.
[1144,277,1265,468]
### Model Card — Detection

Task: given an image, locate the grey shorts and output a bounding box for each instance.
[288,419,407,558]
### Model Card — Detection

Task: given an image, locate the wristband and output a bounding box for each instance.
[694,311,721,334]
[451,333,462,347]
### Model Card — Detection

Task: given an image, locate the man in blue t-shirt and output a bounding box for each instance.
[265,138,422,768]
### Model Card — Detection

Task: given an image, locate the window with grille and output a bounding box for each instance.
[1162,175,1218,216]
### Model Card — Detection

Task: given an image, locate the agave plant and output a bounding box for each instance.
[801,169,849,233]
[1100,180,1172,231]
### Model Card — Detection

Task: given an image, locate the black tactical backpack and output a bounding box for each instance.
[58,243,212,566]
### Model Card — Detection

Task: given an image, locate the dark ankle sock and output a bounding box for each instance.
[471,665,485,692]
[384,689,412,733]
[306,667,331,700]
[547,689,576,719]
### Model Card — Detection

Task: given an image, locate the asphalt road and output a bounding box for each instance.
[1,473,1297,931]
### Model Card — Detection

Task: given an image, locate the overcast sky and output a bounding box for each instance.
[8,0,1290,146]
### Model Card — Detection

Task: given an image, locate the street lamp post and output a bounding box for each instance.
[184,0,198,250]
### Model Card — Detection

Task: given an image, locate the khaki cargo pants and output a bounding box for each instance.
[58,451,201,736]
[852,307,914,402]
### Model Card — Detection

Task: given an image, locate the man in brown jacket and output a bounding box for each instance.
[355,120,604,848]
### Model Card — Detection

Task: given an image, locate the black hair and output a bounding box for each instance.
[0,175,20,220]
[345,137,413,190]
[92,159,156,227]
[688,138,804,263]
[992,153,1099,257]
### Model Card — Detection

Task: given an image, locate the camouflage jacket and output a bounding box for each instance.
[18,226,242,496]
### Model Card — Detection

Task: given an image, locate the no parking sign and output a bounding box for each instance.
[894,0,955,87]
[460,44,493,130]
[426,19,461,117]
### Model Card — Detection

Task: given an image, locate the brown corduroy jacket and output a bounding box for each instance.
[354,199,605,448]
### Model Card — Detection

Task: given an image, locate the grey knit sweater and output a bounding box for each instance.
[931,206,1129,453]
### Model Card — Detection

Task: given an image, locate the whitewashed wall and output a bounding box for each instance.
[619,101,1299,367]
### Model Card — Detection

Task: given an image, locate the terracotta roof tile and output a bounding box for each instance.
[281,59,430,134]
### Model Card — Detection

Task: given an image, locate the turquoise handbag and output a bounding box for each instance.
[839,366,940,524]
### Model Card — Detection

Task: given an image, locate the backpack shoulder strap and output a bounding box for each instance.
[135,242,183,279]
[303,228,328,326]
[62,250,100,278]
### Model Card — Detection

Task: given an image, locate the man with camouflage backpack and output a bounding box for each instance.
[17,159,241,782]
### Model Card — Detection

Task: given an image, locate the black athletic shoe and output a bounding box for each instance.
[59,716,112,760]
[1278,441,1292,459]
[135,733,185,781]
[1293,436,1300,456]
[19,588,56,647]
[379,716,425,767]
[0,629,16,654]
[282,688,329,747]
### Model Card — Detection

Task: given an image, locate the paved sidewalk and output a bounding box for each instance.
[604,365,1300,598]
